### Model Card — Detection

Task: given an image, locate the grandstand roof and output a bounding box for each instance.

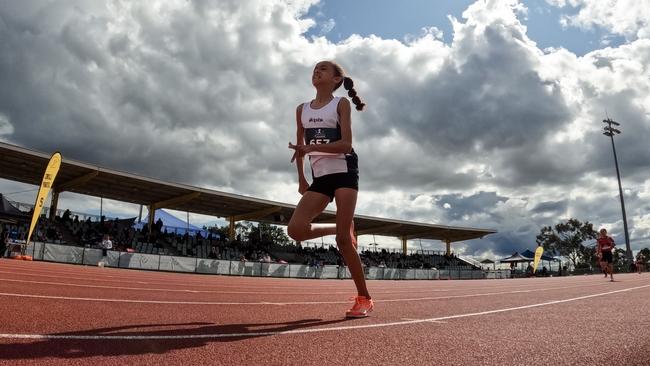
[0,142,496,242]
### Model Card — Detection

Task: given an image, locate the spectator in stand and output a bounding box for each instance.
[261,253,272,263]
[35,226,45,242]
[208,246,219,259]
[99,234,113,267]
[1,227,8,257]
[526,263,533,277]
[46,226,56,241]
[62,209,71,223]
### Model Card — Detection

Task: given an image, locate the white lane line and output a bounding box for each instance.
[0,277,454,295]
[1,277,576,296]
[0,270,610,295]
[0,270,441,294]
[0,269,343,290]
[0,278,355,295]
[0,265,603,291]
[1,284,647,340]
[0,283,613,306]
[401,318,447,323]
[0,268,353,290]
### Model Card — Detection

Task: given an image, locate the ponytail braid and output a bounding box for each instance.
[343,77,366,111]
[329,60,366,111]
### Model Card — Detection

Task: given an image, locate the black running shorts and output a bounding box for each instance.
[307,172,358,202]
[601,250,613,264]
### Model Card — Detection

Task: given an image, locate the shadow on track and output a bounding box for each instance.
[0,318,355,360]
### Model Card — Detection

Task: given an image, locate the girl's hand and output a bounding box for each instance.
[298,178,309,195]
[288,142,313,162]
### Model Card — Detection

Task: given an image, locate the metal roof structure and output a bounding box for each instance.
[0,142,496,248]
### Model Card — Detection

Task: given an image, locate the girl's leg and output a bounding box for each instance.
[334,188,370,298]
[287,191,336,242]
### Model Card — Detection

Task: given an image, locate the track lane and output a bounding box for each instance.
[1,260,648,366]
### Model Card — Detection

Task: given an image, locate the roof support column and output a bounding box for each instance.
[401,236,407,255]
[229,216,235,242]
[48,190,60,220]
[445,239,451,256]
[148,205,155,235]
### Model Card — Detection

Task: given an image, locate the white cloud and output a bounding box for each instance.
[0,113,13,136]
[547,0,650,40]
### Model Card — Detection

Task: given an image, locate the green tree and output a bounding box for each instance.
[246,222,291,245]
[580,245,599,268]
[536,218,598,268]
[638,248,650,261]
[208,223,249,242]
[613,248,629,272]
[208,222,290,244]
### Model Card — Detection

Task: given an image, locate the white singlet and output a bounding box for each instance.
[301,97,358,178]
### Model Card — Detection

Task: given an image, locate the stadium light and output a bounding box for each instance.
[602,117,633,264]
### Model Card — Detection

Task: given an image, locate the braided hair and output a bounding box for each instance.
[330,61,366,111]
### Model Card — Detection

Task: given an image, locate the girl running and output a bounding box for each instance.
[287,60,372,318]
[597,228,615,282]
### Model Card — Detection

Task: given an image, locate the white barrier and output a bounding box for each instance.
[290,264,315,278]
[263,263,290,278]
[25,243,485,280]
[43,243,84,264]
[82,248,103,266]
[196,258,223,274]
[160,256,196,273]
[415,269,428,280]
[119,253,159,270]
[24,242,45,260]
[367,267,383,280]
[230,261,263,276]
[485,270,510,279]
[105,250,121,267]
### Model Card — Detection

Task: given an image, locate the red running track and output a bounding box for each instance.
[0,259,648,366]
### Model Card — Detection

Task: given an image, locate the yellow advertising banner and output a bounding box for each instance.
[532,245,544,273]
[26,152,62,245]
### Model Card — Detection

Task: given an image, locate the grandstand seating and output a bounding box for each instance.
[1,206,480,270]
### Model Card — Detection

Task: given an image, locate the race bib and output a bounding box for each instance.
[304,128,341,155]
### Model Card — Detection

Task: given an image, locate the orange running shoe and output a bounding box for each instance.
[345,296,374,318]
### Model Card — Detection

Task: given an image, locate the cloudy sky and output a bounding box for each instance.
[1,0,649,257]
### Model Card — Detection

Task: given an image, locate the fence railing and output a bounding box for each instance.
[10,242,501,280]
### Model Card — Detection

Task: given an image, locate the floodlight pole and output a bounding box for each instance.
[603,117,633,263]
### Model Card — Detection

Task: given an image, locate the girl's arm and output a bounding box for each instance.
[294,104,305,176]
[293,105,309,192]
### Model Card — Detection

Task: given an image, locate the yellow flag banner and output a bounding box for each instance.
[532,245,544,273]
[26,152,62,245]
